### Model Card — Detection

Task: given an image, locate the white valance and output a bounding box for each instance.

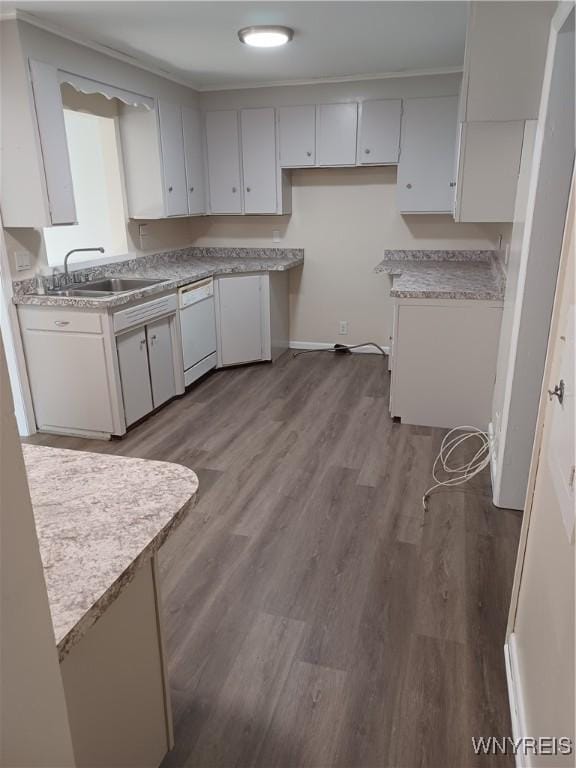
[58,71,155,110]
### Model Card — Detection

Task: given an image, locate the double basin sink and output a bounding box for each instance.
[48,277,167,298]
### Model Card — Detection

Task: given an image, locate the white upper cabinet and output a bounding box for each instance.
[454,120,524,222]
[397,96,459,214]
[120,101,205,219]
[278,105,316,167]
[158,101,188,217]
[205,110,243,214]
[28,60,77,225]
[182,106,206,215]
[316,103,358,166]
[240,108,277,215]
[357,99,402,165]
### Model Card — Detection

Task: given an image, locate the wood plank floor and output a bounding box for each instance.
[28,353,522,767]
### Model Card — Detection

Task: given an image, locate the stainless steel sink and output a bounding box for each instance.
[46,288,115,297]
[46,277,167,297]
[80,277,167,292]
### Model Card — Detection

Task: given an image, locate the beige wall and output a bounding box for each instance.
[188,167,504,345]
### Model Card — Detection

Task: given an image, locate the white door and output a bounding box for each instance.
[182,106,206,215]
[116,327,153,426]
[316,103,358,166]
[508,177,575,756]
[278,105,316,167]
[217,275,263,366]
[158,101,188,216]
[357,99,402,165]
[397,96,459,213]
[241,108,277,214]
[28,60,77,225]
[146,317,176,408]
[205,110,242,214]
[181,298,217,370]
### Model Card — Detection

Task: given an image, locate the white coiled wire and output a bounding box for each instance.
[422,426,491,511]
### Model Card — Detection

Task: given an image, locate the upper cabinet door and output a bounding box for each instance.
[397,96,459,213]
[241,108,277,214]
[158,101,188,216]
[278,105,316,167]
[28,60,77,225]
[357,99,402,165]
[182,106,206,215]
[316,103,358,166]
[205,110,243,214]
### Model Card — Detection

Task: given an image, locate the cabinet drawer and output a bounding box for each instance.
[19,307,103,334]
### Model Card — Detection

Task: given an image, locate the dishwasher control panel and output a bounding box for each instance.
[179,277,214,308]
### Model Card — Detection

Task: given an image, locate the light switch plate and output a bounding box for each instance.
[14,251,32,271]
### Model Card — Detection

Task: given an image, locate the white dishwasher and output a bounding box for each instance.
[179,277,217,387]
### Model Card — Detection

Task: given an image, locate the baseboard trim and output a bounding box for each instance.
[505,634,530,768]
[289,341,390,355]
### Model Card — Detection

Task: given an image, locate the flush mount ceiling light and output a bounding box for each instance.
[238,25,294,48]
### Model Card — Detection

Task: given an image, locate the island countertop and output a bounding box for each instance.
[22,444,198,660]
[374,249,505,300]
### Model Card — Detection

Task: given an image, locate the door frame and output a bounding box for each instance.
[0,219,36,436]
[505,170,575,757]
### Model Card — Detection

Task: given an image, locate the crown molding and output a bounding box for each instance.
[1,9,463,95]
[0,9,202,91]
[195,65,464,92]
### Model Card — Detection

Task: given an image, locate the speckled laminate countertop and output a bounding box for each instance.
[374,250,505,300]
[13,246,304,309]
[22,444,198,660]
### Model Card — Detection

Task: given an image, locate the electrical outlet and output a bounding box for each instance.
[339,320,348,336]
[138,223,149,250]
[504,243,510,266]
[14,250,32,271]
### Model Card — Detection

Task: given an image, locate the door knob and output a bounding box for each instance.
[548,379,565,405]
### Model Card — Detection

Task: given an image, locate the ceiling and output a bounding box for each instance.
[4,1,468,90]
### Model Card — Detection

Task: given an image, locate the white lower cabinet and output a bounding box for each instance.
[19,297,184,438]
[215,272,289,367]
[146,317,177,408]
[116,327,154,427]
[390,299,503,429]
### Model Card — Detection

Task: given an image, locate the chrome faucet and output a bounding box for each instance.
[63,247,105,281]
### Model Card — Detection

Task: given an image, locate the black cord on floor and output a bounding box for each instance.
[292,342,388,358]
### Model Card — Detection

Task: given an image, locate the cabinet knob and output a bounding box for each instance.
[364,148,371,154]
[232,186,237,193]
[449,182,456,188]
[150,334,157,344]
[306,151,312,157]
[189,186,194,192]
[246,187,251,193]
[140,339,146,350]
[168,186,173,193]
[406,183,412,189]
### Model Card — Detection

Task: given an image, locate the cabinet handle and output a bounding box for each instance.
[54,320,70,327]
[449,182,456,188]
[364,148,371,154]
[306,151,312,157]
[140,339,147,350]
[168,186,173,193]
[406,183,412,189]
[150,334,157,345]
